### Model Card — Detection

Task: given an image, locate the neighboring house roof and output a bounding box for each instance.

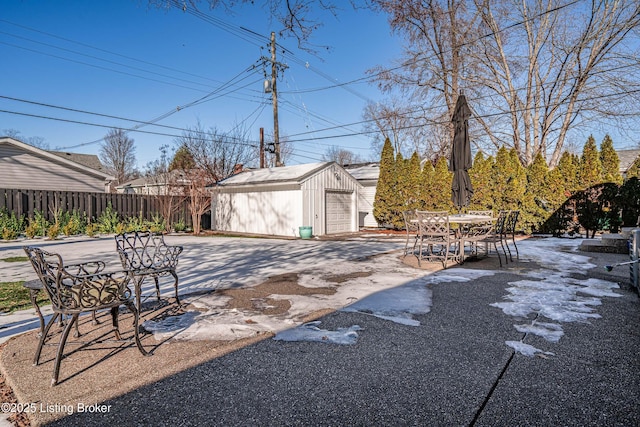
[617,149,640,174]
[116,170,190,190]
[216,162,337,187]
[344,163,380,181]
[0,136,114,180]
[47,151,107,173]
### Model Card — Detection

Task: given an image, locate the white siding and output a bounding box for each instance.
[0,145,107,192]
[359,183,380,228]
[213,188,303,237]
[301,164,360,235]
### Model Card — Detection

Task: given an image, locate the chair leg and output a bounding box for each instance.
[124,301,149,357]
[52,314,79,386]
[34,313,60,365]
[442,246,448,269]
[110,307,122,341]
[512,234,519,260]
[499,238,510,264]
[493,242,503,267]
[28,288,45,337]
[502,237,513,262]
[135,277,144,312]
[154,277,161,301]
[170,271,180,304]
[404,235,411,258]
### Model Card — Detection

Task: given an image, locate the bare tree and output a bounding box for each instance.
[99,128,137,187]
[184,168,211,235]
[322,146,363,165]
[370,0,640,166]
[166,144,212,234]
[3,129,48,149]
[150,0,364,52]
[368,0,480,159]
[473,0,640,166]
[145,145,188,232]
[176,122,257,180]
[363,99,449,160]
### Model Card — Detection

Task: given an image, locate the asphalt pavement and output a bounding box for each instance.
[43,238,640,426]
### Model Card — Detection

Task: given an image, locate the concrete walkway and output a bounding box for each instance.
[1,234,639,426]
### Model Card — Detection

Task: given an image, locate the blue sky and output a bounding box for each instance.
[1,0,402,169]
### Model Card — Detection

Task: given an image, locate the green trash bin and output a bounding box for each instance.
[299,226,313,239]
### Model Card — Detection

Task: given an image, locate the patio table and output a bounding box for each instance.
[447,214,496,262]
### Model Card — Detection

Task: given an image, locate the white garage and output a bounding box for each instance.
[211,162,362,237]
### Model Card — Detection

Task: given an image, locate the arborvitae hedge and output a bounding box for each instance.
[468,151,493,211]
[600,135,622,185]
[579,135,603,190]
[373,134,637,234]
[373,138,397,228]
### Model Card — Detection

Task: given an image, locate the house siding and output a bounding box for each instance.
[0,144,107,192]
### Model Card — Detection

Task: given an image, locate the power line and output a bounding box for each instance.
[60,68,263,149]
[1,40,212,93]
[0,31,217,90]
[171,0,268,48]
[1,95,190,132]
[0,18,222,85]
[0,109,185,138]
[284,86,640,144]
[2,108,264,149]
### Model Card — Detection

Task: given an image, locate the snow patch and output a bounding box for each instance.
[506,340,555,357]
[273,321,362,345]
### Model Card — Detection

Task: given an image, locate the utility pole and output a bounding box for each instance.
[260,32,287,167]
[260,127,265,168]
[270,32,283,167]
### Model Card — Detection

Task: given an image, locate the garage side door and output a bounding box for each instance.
[326,191,352,234]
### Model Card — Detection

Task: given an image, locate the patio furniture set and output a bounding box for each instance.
[403,209,520,268]
[22,231,183,386]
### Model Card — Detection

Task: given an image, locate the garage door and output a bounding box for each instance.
[326,191,352,234]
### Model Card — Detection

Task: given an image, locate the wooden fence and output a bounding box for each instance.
[0,188,195,227]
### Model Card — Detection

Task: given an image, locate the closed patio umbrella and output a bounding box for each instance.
[449,93,474,211]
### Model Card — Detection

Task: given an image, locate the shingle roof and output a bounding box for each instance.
[344,163,380,180]
[617,149,640,173]
[217,162,332,186]
[47,151,106,172]
[117,170,190,188]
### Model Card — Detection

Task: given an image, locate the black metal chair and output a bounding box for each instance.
[477,210,510,267]
[115,231,183,310]
[23,246,148,386]
[504,210,520,261]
